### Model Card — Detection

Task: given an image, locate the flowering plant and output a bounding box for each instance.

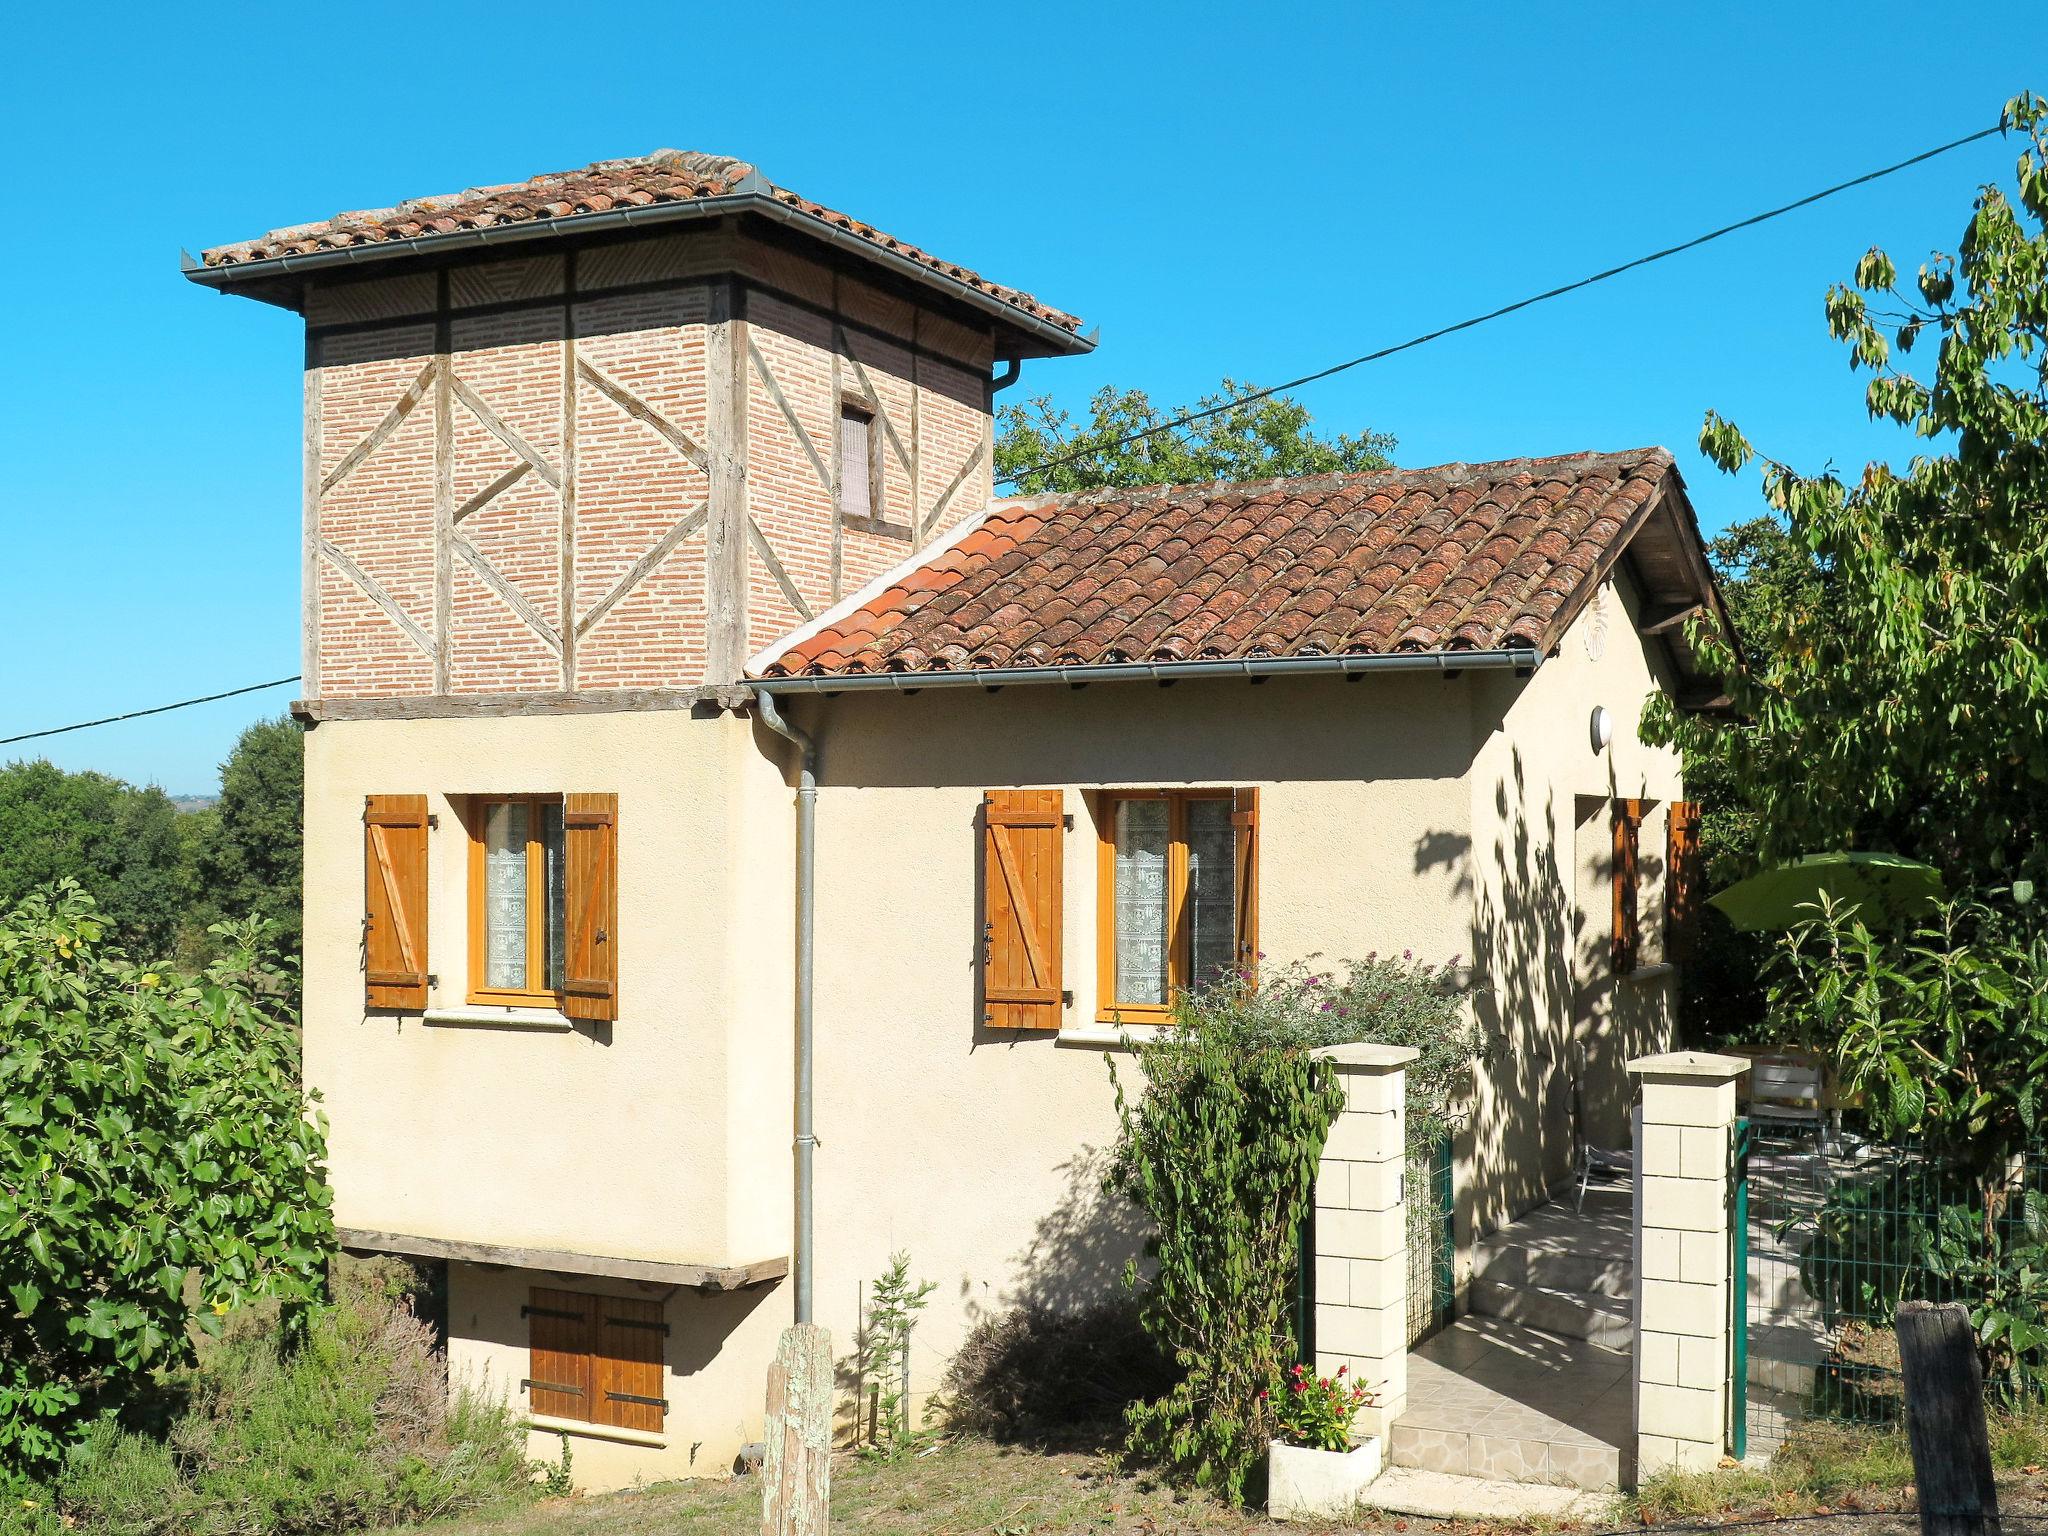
[1265,1362,1375,1452]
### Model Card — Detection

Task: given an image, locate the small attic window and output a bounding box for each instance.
[838,399,907,539]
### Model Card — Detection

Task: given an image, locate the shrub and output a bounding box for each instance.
[938,1299,1173,1447]
[1103,957,1478,1503]
[0,884,333,1471]
[48,1259,531,1535]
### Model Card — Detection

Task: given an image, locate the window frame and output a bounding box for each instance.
[466,793,564,1008]
[1094,788,1242,1025]
[837,394,908,540]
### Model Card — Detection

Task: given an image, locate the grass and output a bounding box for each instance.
[391,1436,1413,1536]
[1630,1409,2048,1525]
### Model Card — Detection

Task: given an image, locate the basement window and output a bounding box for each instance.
[524,1287,666,1432]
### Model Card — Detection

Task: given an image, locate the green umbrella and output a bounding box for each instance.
[1707,852,1946,932]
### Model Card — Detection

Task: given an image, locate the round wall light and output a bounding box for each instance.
[1589,705,1614,753]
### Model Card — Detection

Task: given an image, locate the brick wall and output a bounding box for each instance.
[304,232,998,698]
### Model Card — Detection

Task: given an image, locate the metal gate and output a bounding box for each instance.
[1407,1135,1456,1345]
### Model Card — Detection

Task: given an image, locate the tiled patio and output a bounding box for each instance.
[1392,1314,1633,1491]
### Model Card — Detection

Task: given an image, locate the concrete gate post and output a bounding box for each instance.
[1626,1051,1751,1478]
[1310,1042,1419,1441]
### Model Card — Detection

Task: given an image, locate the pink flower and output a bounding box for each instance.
[1336,1365,1347,1375]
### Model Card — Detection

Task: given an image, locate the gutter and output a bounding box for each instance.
[750,647,1543,695]
[749,688,819,1327]
[182,190,1094,359]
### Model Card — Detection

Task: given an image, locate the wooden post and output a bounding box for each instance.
[1898,1300,2000,1536]
[761,1323,830,1536]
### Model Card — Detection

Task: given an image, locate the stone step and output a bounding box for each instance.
[1359,1464,1613,1521]
[1468,1279,1633,1348]
[1472,1236,1632,1298]
[1388,1415,1624,1493]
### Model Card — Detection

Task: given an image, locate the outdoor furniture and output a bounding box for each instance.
[1736,1048,1836,1192]
[1568,1038,1632,1212]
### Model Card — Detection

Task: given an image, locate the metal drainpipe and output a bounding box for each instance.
[751,687,818,1325]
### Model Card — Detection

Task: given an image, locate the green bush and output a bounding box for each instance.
[0,884,333,1470]
[46,1260,532,1535]
[1103,956,1474,1503]
[1107,1001,1342,1503]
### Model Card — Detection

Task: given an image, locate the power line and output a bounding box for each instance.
[6,119,2011,747]
[0,676,301,749]
[999,119,2007,486]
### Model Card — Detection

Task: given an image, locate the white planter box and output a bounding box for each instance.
[1268,1436,1383,1520]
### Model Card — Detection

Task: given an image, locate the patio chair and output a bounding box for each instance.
[1568,1039,1632,1212]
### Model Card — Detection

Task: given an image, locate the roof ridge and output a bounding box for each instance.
[993,446,1674,516]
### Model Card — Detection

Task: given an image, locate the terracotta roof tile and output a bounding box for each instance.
[201,150,1082,338]
[760,449,1677,679]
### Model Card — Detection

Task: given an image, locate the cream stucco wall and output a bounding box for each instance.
[303,709,794,1269]
[304,595,1688,1490]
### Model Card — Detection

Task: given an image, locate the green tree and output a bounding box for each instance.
[197,717,304,961]
[0,884,333,1471]
[1647,92,2048,905]
[996,379,1395,495]
[0,762,192,960]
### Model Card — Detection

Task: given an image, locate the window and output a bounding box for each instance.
[1096,789,1257,1023]
[838,401,877,522]
[523,1287,666,1432]
[468,796,566,1006]
[1612,798,1646,975]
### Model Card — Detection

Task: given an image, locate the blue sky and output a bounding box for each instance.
[2,3,2039,792]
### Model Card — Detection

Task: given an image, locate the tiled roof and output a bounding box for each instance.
[759,448,1678,678]
[199,150,1083,336]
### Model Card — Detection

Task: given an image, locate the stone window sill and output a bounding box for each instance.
[1620,963,1677,985]
[423,1005,574,1031]
[1058,1024,1152,1051]
[525,1412,666,1449]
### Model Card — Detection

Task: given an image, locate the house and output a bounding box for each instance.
[188,151,1734,1491]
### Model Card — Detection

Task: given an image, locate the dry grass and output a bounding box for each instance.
[390,1436,1477,1536]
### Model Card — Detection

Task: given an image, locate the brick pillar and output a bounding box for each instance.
[1310,1042,1418,1442]
[1627,1051,1750,1478]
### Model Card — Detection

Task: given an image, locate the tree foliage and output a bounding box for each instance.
[995,379,1394,496]
[195,717,304,961]
[1646,92,2048,902]
[0,763,191,961]
[0,885,333,1471]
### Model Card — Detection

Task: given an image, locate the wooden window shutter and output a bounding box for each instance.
[982,790,1063,1030]
[1232,787,1260,976]
[1612,799,1644,975]
[563,793,619,1022]
[363,795,429,1011]
[595,1294,667,1431]
[524,1287,594,1421]
[1666,798,1704,961]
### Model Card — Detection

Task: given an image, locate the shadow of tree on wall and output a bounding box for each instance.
[1417,744,1672,1253]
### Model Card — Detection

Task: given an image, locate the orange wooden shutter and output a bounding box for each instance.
[1666,798,1704,960]
[363,795,429,1011]
[563,793,619,1022]
[594,1294,667,1431]
[1612,799,1644,975]
[982,790,1063,1030]
[1232,787,1260,976]
[524,1287,594,1421]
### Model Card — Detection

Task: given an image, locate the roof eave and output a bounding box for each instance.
[182,191,1094,358]
[751,647,1544,694]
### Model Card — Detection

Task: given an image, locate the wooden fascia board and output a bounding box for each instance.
[336,1227,788,1292]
